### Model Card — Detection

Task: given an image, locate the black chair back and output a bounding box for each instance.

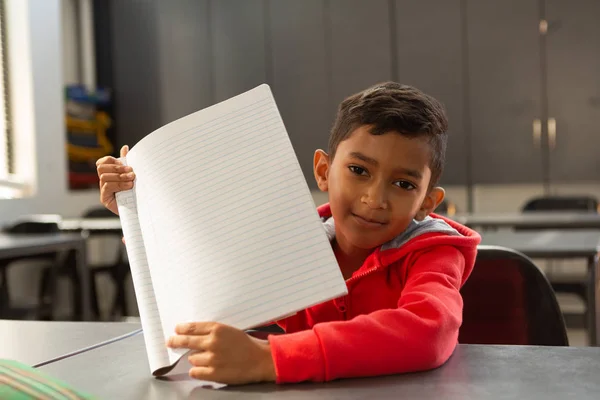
[3,215,61,234]
[459,246,568,346]
[522,196,598,213]
[82,207,116,219]
[1,215,65,319]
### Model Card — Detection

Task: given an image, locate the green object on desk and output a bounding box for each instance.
[0,359,94,400]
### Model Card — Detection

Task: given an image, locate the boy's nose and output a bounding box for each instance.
[361,185,388,210]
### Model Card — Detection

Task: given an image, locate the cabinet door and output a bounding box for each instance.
[467,0,544,184]
[110,0,163,146]
[269,0,330,188]
[329,0,392,106]
[545,0,600,182]
[394,0,467,185]
[155,0,213,123]
[211,0,267,102]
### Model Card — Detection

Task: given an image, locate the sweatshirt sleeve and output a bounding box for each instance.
[275,308,311,333]
[268,245,466,383]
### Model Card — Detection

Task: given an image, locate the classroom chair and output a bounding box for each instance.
[522,195,598,213]
[521,195,598,323]
[459,245,568,346]
[1,216,67,320]
[82,207,130,319]
[38,207,129,320]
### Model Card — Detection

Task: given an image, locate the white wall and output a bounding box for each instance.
[0,0,100,226]
[61,0,80,86]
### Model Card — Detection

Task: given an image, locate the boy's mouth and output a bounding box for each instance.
[351,213,388,228]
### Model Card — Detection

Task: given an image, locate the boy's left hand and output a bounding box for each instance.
[167,322,276,385]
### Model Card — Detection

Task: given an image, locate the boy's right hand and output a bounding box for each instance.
[96,145,136,215]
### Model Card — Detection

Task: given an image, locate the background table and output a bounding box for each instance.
[0,232,91,320]
[0,320,141,367]
[60,217,122,234]
[59,213,600,233]
[454,212,600,230]
[479,230,600,346]
[39,331,600,399]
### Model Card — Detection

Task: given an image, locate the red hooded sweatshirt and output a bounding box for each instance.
[268,203,480,383]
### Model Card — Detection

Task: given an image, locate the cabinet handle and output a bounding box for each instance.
[548,117,557,150]
[533,119,542,148]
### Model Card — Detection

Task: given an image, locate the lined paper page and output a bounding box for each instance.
[127,85,347,341]
[127,175,189,368]
[115,186,170,373]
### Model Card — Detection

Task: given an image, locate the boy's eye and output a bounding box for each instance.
[349,166,368,176]
[394,180,416,190]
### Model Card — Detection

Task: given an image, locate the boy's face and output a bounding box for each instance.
[314,125,444,251]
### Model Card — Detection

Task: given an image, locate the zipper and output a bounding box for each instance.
[335,297,347,315]
[346,249,385,287]
[335,261,385,317]
[346,263,383,288]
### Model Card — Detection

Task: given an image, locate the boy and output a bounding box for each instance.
[96,82,480,385]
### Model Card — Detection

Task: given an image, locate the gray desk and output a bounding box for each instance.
[454,212,600,230]
[0,320,141,367]
[479,230,600,346]
[39,331,600,399]
[60,217,122,234]
[0,232,92,320]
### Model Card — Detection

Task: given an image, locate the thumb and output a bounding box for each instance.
[120,145,129,158]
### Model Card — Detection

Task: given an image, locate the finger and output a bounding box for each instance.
[167,335,208,350]
[101,181,134,195]
[187,351,214,367]
[175,322,216,335]
[96,156,122,167]
[99,173,135,185]
[189,366,217,382]
[122,236,126,245]
[120,145,129,158]
[97,164,132,175]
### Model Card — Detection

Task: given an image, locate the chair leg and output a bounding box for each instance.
[110,266,129,319]
[38,268,49,302]
[0,267,10,317]
[89,272,101,320]
[37,268,53,320]
[66,266,83,321]
[111,280,127,319]
[41,264,59,321]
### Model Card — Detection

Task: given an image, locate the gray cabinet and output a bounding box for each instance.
[155,0,213,123]
[466,0,544,184]
[211,0,267,102]
[269,0,331,188]
[394,0,467,185]
[109,0,600,190]
[545,0,600,182]
[329,0,392,106]
[110,0,163,146]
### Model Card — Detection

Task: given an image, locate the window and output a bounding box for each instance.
[0,0,10,180]
[0,0,26,199]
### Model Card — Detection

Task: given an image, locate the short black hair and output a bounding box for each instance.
[328,82,448,187]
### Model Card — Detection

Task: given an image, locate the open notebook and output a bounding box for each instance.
[115,84,347,376]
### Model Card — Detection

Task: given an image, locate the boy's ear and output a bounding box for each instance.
[313,149,330,192]
[415,187,445,221]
